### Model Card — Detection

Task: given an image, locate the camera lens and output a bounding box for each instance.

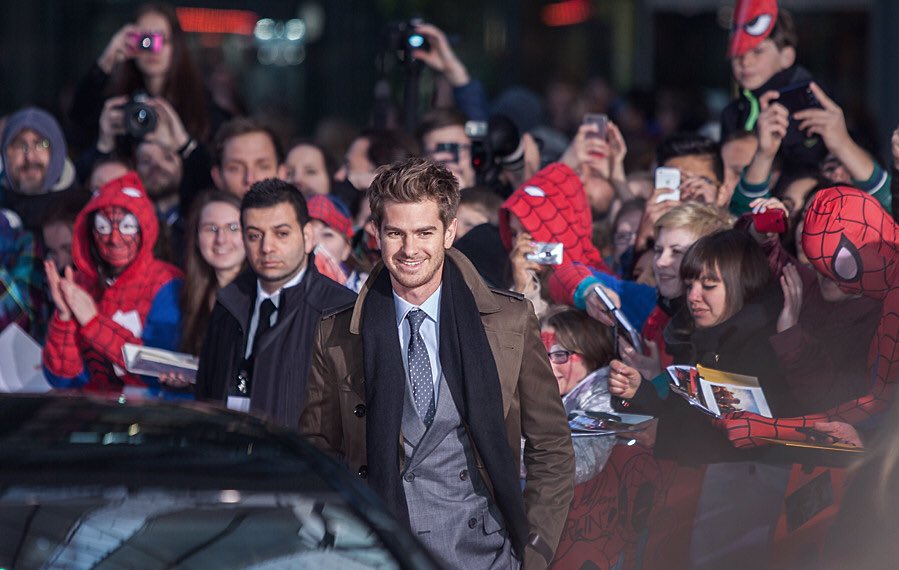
[135,108,149,125]
[407,33,426,49]
[141,36,152,49]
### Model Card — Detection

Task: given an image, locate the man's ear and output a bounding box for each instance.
[278,163,288,181]
[444,218,458,248]
[779,45,796,70]
[303,222,315,254]
[210,166,223,191]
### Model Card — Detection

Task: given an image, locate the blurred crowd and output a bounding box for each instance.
[2,1,899,568]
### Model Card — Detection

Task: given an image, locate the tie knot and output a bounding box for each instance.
[406,308,427,333]
[260,298,276,321]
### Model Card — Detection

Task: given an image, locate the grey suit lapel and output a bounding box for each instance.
[404,374,456,473]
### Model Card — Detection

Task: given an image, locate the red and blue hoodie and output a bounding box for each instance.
[43,172,184,396]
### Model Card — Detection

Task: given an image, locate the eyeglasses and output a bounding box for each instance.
[612,231,636,245]
[200,223,241,236]
[8,138,50,157]
[547,350,572,364]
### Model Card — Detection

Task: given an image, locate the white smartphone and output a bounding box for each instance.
[654,167,681,203]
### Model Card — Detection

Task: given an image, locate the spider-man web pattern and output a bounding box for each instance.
[721,186,899,447]
[42,172,182,392]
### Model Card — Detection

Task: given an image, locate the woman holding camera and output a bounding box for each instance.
[70,3,227,150]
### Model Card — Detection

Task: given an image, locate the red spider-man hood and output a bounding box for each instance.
[499,163,605,269]
[72,171,159,282]
[801,186,899,300]
[729,0,778,58]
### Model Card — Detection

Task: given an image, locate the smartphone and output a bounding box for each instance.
[526,242,563,265]
[593,285,644,354]
[752,209,787,234]
[583,113,609,140]
[654,167,681,203]
[776,81,822,114]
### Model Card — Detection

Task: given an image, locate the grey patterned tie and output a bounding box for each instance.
[407,308,436,427]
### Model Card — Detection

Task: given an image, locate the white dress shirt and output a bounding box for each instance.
[244,267,307,358]
[393,286,442,401]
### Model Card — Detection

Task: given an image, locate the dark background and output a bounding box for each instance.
[1,0,896,161]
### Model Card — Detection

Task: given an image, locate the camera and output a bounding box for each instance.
[118,93,158,139]
[526,242,564,265]
[387,18,430,64]
[127,31,164,53]
[466,114,527,195]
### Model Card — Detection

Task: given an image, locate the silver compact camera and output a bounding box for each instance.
[526,242,563,265]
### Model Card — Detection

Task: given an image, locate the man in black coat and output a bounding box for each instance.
[195,179,355,427]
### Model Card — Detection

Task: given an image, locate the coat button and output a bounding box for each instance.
[353,404,366,418]
[403,472,415,482]
[357,465,367,479]
[459,469,468,481]
[468,517,478,529]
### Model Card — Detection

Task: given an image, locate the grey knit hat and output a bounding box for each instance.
[1,106,67,192]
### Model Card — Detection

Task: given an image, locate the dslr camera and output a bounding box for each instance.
[467,114,527,195]
[118,92,158,139]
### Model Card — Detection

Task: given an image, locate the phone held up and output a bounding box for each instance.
[593,285,644,355]
[654,167,681,203]
[583,113,608,140]
[752,208,787,234]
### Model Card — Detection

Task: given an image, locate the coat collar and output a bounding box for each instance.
[349,248,500,334]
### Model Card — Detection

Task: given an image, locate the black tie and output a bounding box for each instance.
[238,299,277,395]
[253,299,277,355]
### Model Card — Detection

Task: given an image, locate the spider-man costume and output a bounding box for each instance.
[42,172,184,396]
[720,186,898,447]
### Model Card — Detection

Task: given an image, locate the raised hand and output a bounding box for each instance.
[144,97,191,152]
[98,24,140,74]
[97,95,129,153]
[44,259,72,321]
[58,266,98,326]
[411,24,470,87]
[509,232,542,294]
[756,90,789,159]
[793,82,851,152]
[776,263,803,333]
[584,284,618,327]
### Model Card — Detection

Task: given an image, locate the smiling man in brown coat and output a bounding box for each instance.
[300,157,574,569]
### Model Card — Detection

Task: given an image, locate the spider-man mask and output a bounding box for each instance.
[801,186,898,300]
[729,0,778,58]
[93,206,141,269]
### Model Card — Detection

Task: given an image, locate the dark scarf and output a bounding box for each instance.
[361,257,528,555]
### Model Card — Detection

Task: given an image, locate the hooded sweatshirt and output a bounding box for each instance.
[0,107,80,231]
[42,171,184,396]
[500,163,656,329]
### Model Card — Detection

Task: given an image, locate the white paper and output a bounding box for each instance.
[0,323,50,393]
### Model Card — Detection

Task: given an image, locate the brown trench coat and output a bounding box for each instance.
[299,248,575,569]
